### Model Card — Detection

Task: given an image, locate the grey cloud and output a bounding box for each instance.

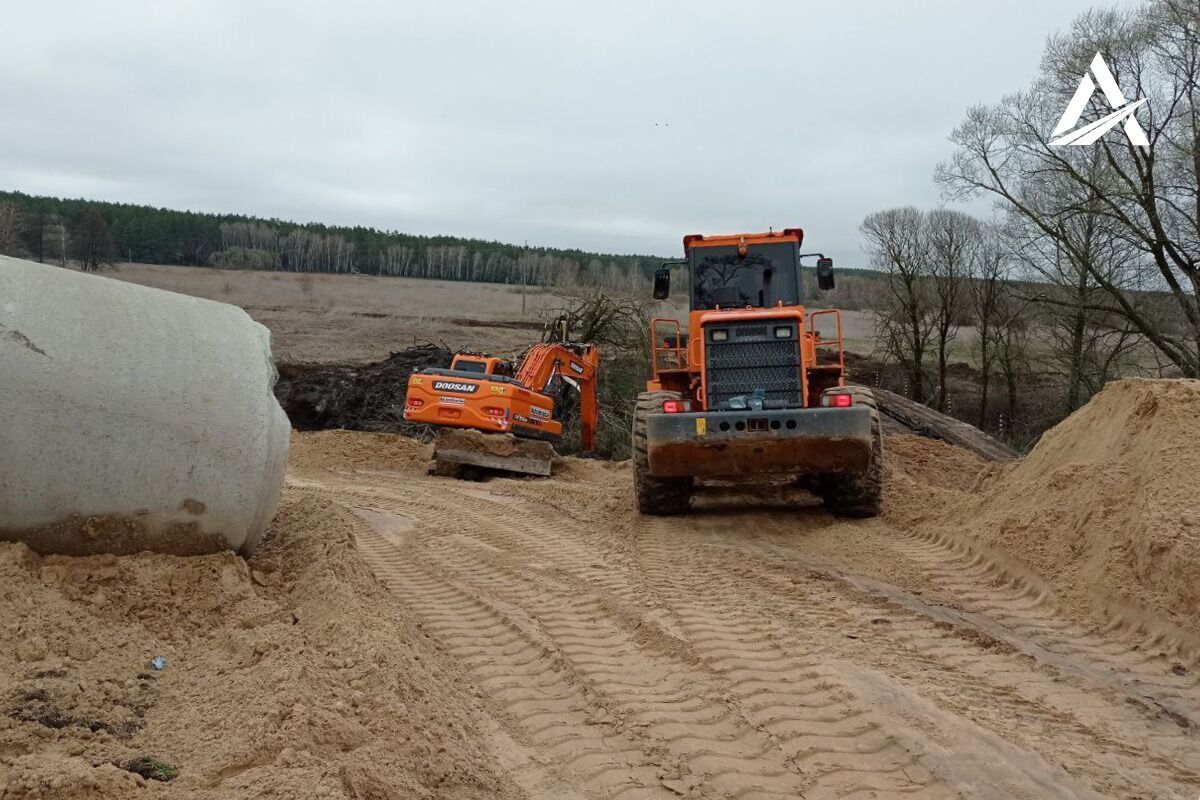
[0,0,1140,262]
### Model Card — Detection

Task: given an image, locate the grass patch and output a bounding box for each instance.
[121,756,180,782]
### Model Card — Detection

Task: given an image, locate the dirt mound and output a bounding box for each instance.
[0,486,517,799]
[287,429,430,474]
[275,343,452,433]
[881,435,997,547]
[953,379,1200,633]
[885,434,989,493]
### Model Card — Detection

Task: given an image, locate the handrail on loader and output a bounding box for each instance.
[651,318,687,373]
[807,308,845,372]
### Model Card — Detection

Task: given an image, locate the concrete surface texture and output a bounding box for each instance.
[0,256,289,555]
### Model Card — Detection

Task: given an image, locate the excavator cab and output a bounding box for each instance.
[634,229,883,517]
[448,354,514,377]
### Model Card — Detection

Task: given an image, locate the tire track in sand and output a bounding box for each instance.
[295,464,1200,800]
[886,526,1200,724]
[351,488,816,799]
[390,478,958,800]
[340,499,677,800]
[669,522,1200,798]
[635,517,957,800]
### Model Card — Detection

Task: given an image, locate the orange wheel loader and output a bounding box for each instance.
[634,228,882,516]
[404,342,600,477]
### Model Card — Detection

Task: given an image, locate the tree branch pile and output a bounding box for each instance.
[274,343,452,434]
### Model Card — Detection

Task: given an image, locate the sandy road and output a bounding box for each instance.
[289,442,1200,800]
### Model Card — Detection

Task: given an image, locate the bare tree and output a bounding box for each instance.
[1009,201,1147,411]
[54,221,68,268]
[969,225,1011,427]
[861,207,936,402]
[72,208,114,271]
[926,209,980,410]
[994,293,1033,433]
[939,1,1200,377]
[22,210,46,262]
[0,202,21,255]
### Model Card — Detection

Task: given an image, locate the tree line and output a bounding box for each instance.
[862,0,1197,442]
[0,191,660,291]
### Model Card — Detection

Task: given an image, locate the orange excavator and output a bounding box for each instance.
[403,341,600,477]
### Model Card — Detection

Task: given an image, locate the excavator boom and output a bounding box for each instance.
[514,342,600,450]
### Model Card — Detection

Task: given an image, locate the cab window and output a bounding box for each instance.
[454,359,489,374]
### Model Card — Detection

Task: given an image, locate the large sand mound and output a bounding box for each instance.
[957,379,1200,633]
[0,481,517,799]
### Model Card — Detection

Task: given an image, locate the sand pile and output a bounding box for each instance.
[0,481,517,799]
[883,434,990,495]
[286,429,430,474]
[938,379,1200,634]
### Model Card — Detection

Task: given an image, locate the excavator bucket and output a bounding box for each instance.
[431,428,556,478]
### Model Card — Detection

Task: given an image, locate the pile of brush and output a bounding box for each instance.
[274,342,453,434]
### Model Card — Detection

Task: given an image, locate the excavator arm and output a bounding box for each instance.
[515,343,601,451]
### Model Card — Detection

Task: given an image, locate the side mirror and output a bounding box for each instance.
[816,257,835,291]
[653,267,671,300]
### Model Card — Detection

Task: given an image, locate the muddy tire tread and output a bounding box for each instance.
[819,385,883,518]
[633,390,692,515]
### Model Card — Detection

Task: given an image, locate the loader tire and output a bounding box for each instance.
[633,391,692,515]
[818,386,883,518]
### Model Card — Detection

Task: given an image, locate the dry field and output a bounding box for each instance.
[104,264,577,364]
[102,263,882,364]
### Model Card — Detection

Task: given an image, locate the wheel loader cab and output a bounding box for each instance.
[635,228,884,518]
[648,229,842,410]
[688,234,802,311]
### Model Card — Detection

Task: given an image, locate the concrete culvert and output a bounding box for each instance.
[0,256,289,556]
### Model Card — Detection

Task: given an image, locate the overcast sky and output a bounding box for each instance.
[0,1,1140,263]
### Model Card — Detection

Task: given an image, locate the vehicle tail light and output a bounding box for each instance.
[408,397,424,408]
[482,406,504,416]
[821,393,853,408]
[662,399,692,413]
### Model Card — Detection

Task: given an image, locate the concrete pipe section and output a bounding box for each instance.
[0,256,290,556]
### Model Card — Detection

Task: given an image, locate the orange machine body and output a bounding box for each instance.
[404,344,600,449]
[647,229,846,409]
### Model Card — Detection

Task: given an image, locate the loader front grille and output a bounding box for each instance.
[703,320,802,410]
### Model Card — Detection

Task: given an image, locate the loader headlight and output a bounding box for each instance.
[774,326,792,339]
[710,329,728,342]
